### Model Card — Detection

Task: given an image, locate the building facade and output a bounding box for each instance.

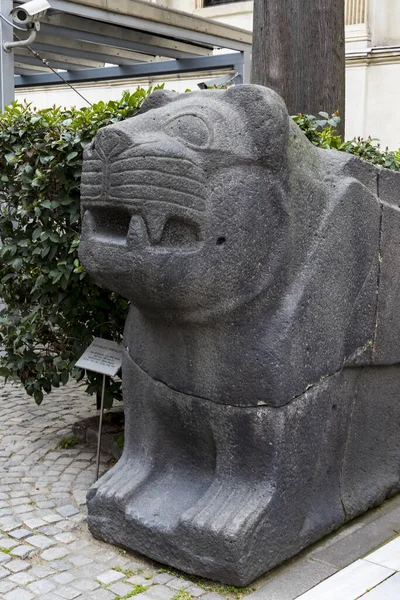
[15,0,400,149]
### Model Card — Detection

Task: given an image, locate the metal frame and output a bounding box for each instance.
[14,51,247,87]
[37,0,251,50]
[40,15,214,60]
[0,0,14,109]
[1,0,252,111]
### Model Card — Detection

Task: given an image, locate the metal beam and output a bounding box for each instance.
[15,67,46,75]
[41,15,212,60]
[14,54,93,72]
[15,52,243,88]
[15,62,47,74]
[45,0,253,50]
[33,33,156,65]
[30,42,123,66]
[0,0,14,110]
[15,48,104,69]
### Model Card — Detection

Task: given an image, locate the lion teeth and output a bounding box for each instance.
[127,215,149,248]
[143,208,167,244]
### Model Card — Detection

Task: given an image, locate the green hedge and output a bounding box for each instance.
[0,87,161,405]
[293,112,400,170]
[0,92,398,405]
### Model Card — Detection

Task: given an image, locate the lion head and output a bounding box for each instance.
[79,85,291,321]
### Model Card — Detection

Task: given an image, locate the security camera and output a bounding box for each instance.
[11,0,51,27]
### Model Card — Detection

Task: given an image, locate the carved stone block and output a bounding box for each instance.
[79,85,400,585]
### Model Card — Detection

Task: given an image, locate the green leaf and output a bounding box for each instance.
[67,151,78,161]
[34,390,43,405]
[49,232,60,243]
[60,371,69,386]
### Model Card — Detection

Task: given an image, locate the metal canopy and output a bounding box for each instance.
[0,0,252,109]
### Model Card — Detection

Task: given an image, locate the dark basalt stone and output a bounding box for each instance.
[79,85,400,585]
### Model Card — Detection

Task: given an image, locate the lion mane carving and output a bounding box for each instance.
[79,85,400,585]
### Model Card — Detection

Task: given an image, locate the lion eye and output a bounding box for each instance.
[165,115,211,148]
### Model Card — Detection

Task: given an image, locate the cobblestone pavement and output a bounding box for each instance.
[0,381,235,600]
[2,380,400,600]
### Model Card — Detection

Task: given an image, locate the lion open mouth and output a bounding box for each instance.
[83,204,203,250]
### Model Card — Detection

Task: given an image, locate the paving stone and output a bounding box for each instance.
[8,572,37,585]
[167,576,192,590]
[0,519,22,532]
[109,581,136,595]
[0,579,17,593]
[6,559,31,573]
[4,589,35,600]
[27,578,56,595]
[72,491,87,506]
[71,577,100,591]
[54,585,83,599]
[25,534,55,550]
[23,518,47,529]
[10,545,35,558]
[54,532,76,544]
[48,559,72,572]
[56,505,80,518]
[8,529,31,540]
[43,513,64,524]
[0,552,12,565]
[127,574,151,586]
[10,497,30,506]
[185,585,206,597]
[69,555,93,567]
[29,564,55,578]
[52,571,76,585]
[87,589,115,600]
[0,564,9,578]
[12,505,34,515]
[153,573,175,585]
[41,546,70,561]
[39,524,62,536]
[97,568,125,585]
[137,584,176,600]
[198,594,225,600]
[0,538,19,550]
[73,563,105,579]
[36,501,56,509]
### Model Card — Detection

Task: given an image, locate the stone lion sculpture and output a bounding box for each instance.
[79,84,400,585]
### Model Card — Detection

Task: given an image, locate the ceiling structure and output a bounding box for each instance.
[0,0,252,109]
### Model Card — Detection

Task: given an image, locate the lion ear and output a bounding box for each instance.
[223,84,288,122]
[140,90,179,114]
[222,84,289,165]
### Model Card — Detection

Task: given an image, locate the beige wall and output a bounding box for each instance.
[370,0,400,46]
[347,57,400,148]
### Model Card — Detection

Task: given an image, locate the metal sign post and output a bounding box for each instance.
[75,337,123,482]
[95,373,106,481]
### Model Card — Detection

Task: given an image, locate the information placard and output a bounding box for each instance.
[75,337,123,377]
